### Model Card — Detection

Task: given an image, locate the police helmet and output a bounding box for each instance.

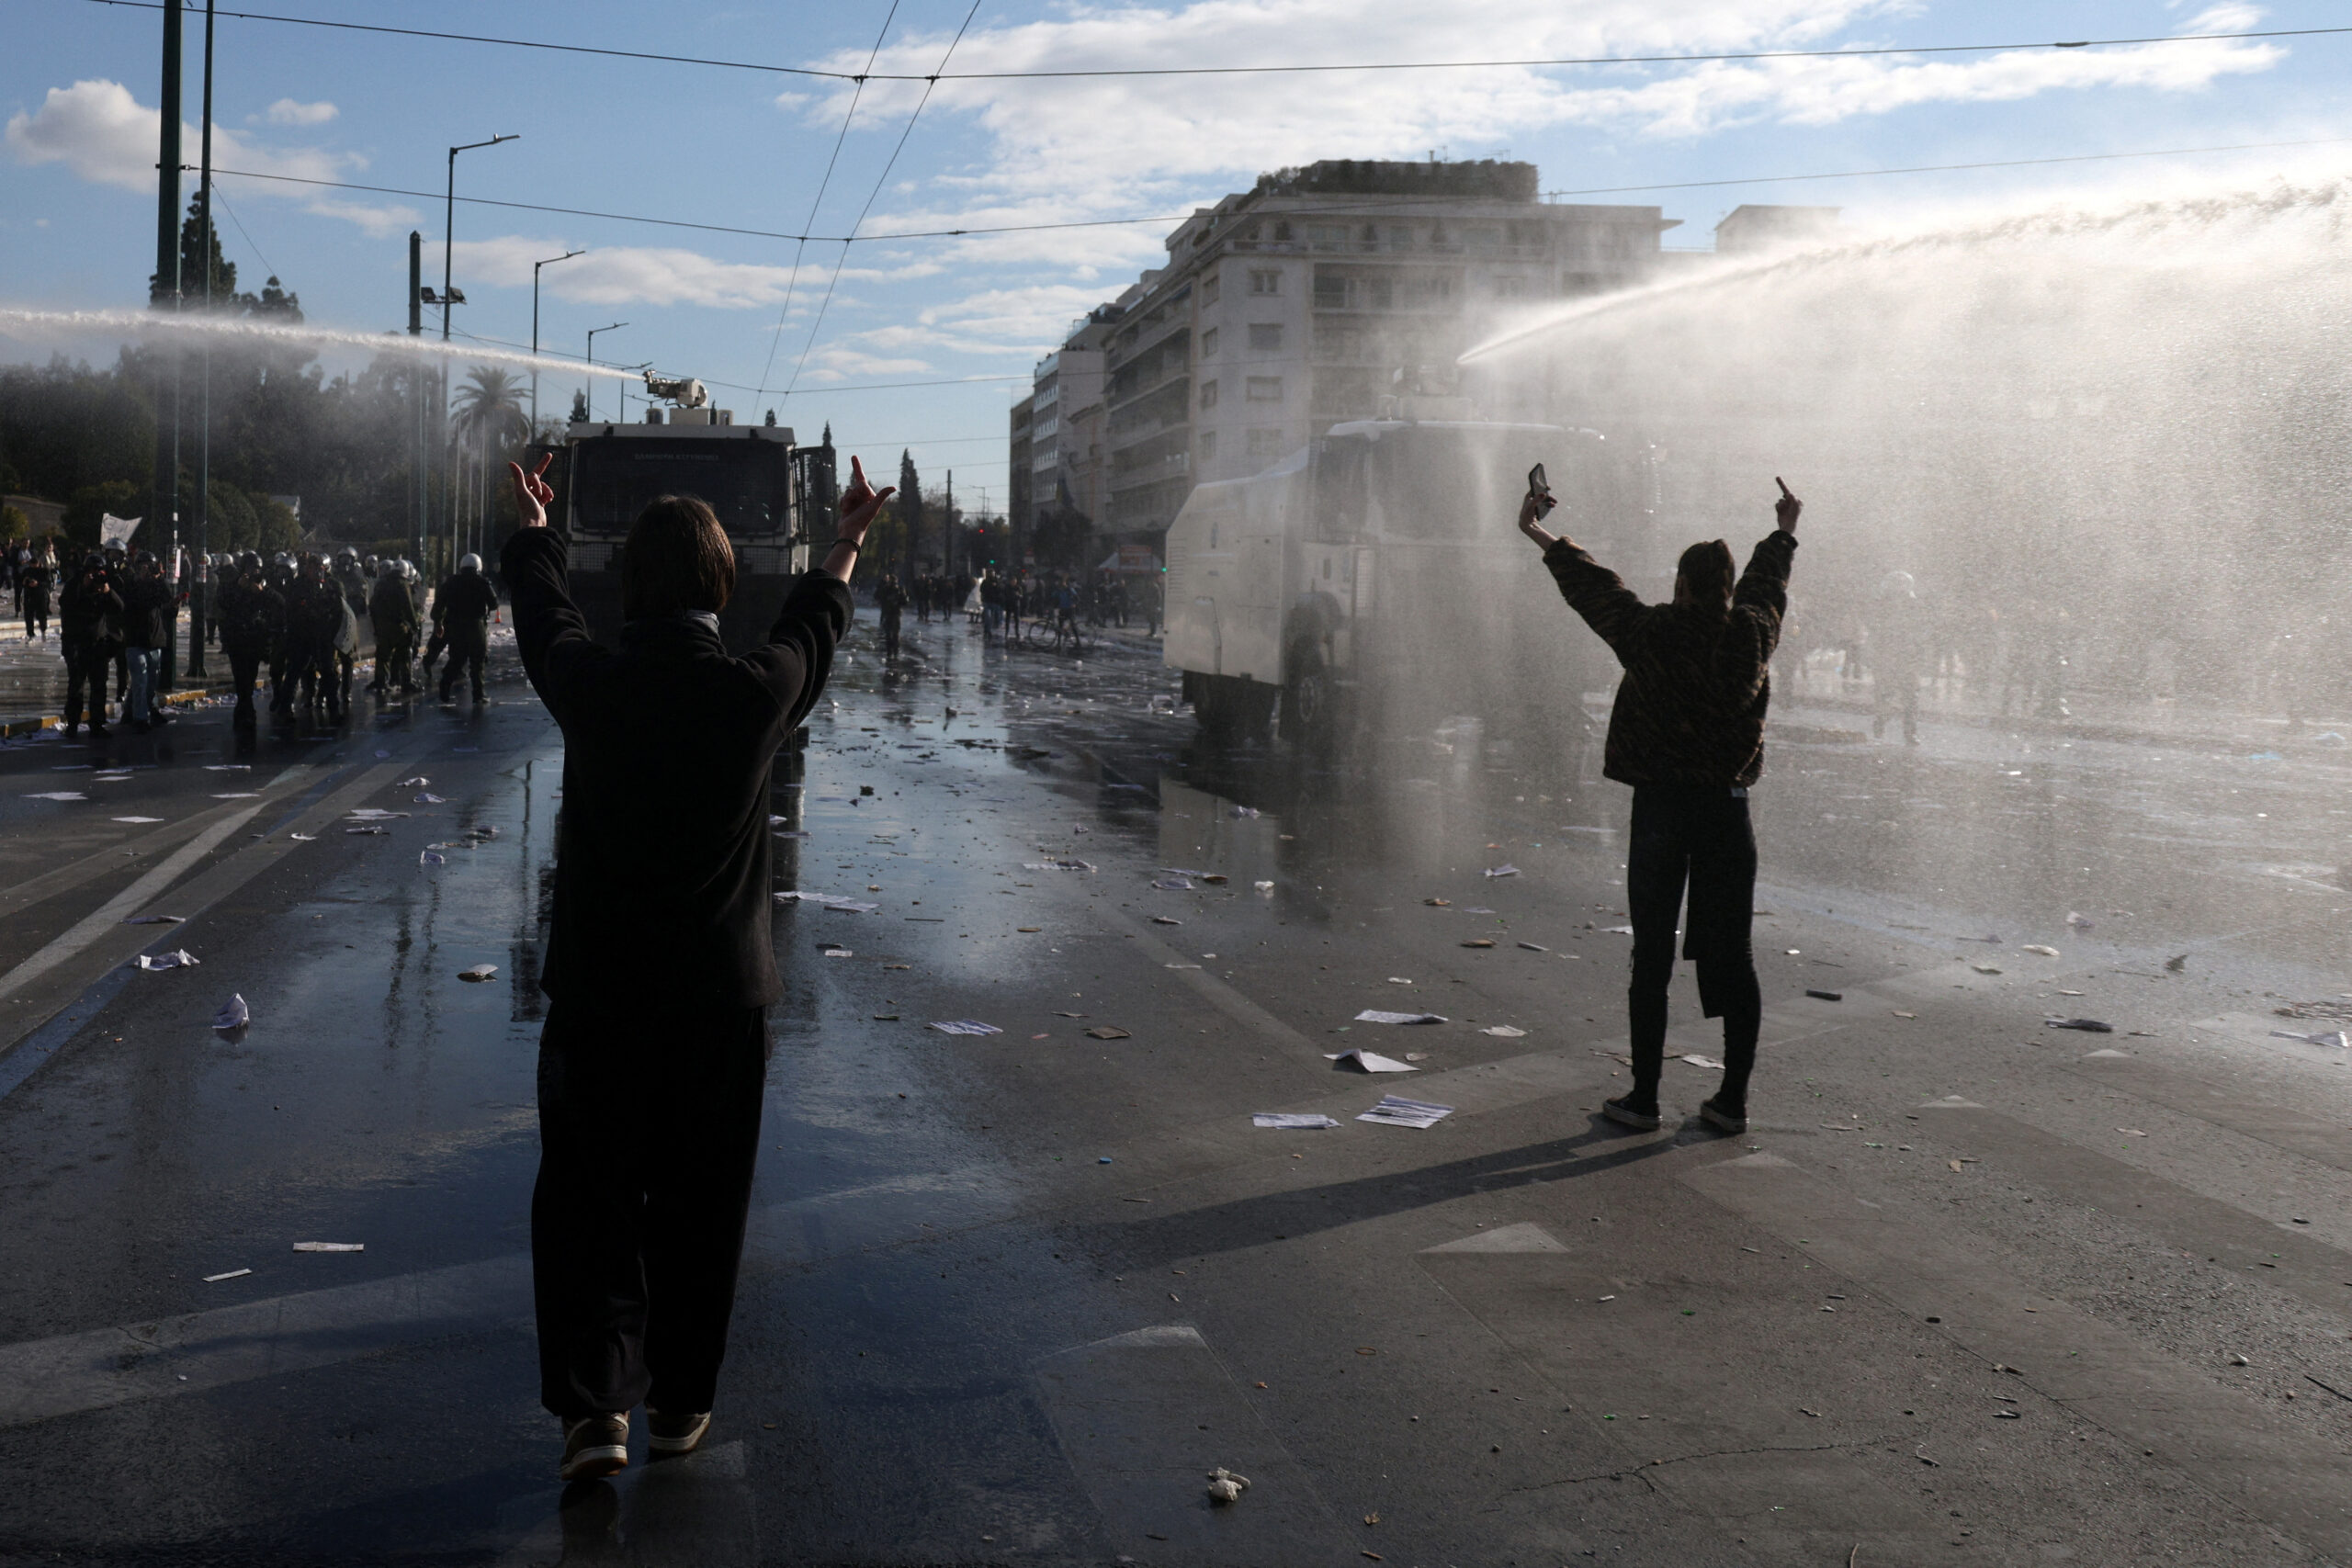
[458,553,482,573]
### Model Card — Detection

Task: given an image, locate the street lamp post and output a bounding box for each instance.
[437,132,517,570]
[531,248,584,430]
[585,323,627,422]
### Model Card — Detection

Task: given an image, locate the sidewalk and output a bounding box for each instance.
[0,617,234,735]
[1777,670,2351,755]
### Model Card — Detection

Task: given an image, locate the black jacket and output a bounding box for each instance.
[59,570,122,647]
[119,572,173,649]
[503,526,853,1010]
[1546,531,1797,790]
[433,570,499,628]
[217,576,284,657]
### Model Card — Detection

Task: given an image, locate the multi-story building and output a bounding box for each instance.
[1073,158,1681,547]
[1007,393,1032,567]
[1022,305,1116,563]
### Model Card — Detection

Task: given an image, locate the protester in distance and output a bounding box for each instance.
[873,571,907,660]
[1522,476,1804,1136]
[119,550,175,732]
[19,547,51,643]
[502,447,891,1484]
[217,551,284,735]
[435,553,499,705]
[281,554,347,725]
[368,559,422,696]
[59,551,122,739]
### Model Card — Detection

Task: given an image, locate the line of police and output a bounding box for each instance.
[48,544,501,739]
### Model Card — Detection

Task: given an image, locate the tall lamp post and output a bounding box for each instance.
[585,323,628,422]
[437,132,517,567]
[531,247,584,429]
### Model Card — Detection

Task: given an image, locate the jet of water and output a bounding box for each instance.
[0,306,640,380]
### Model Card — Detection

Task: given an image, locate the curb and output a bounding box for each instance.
[0,682,234,739]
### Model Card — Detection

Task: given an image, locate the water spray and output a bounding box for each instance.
[0,307,641,380]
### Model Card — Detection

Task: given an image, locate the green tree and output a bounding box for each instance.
[0,505,28,542]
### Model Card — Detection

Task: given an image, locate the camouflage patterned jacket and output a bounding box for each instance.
[1544,531,1797,790]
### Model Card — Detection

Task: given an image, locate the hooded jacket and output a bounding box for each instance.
[1545,531,1797,790]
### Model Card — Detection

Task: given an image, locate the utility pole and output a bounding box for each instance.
[184,0,215,681]
[149,0,182,595]
[585,323,627,422]
[408,231,424,570]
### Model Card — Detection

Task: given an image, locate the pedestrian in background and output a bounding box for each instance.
[217,552,282,735]
[503,446,891,1483]
[1522,476,1804,1136]
[59,552,121,739]
[874,573,906,660]
[435,554,499,705]
[20,549,51,643]
[120,550,173,732]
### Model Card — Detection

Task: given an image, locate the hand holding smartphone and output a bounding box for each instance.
[1527,462,1556,518]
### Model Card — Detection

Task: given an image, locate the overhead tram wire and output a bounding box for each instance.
[450,327,1028,397]
[752,0,903,411]
[777,0,987,405]
[71,2,2352,81]
[200,135,2352,255]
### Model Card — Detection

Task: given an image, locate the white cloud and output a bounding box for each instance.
[449,237,831,309]
[797,346,936,382]
[791,0,2284,260]
[4,79,412,235]
[265,98,338,126]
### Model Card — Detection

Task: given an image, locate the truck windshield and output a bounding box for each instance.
[1374,429,1559,540]
[570,439,791,536]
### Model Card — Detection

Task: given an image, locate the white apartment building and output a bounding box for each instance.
[1085,159,1681,540]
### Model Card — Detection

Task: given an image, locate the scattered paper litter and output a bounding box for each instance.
[291,1242,365,1253]
[398,777,429,787]
[1253,880,1274,893]
[1324,1048,1418,1073]
[112,816,164,823]
[413,792,447,805]
[1479,1024,1528,1038]
[1517,942,1549,953]
[1681,1053,1726,1069]
[1385,976,1413,986]
[345,808,407,821]
[820,946,854,958]
[458,964,497,982]
[2066,911,2095,929]
[1484,864,1521,878]
[203,764,251,773]
[775,892,879,913]
[2046,1018,2114,1032]
[122,914,184,925]
[419,852,446,866]
[212,995,249,1031]
[202,1268,251,1283]
[1151,916,1182,926]
[1253,1112,1340,1130]
[1461,938,1495,949]
[1151,877,1193,891]
[1164,962,1202,970]
[24,792,86,802]
[2022,944,2061,958]
[1206,1466,1252,1503]
[134,950,200,971]
[1229,805,1260,818]
[2271,1029,2351,1048]
[1423,897,1451,907]
[1023,859,1095,873]
[210,793,260,799]
[928,1020,1002,1036]
[346,827,388,836]
[1354,1010,1448,1025]
[1972,964,2003,975]
[1358,1095,1454,1129]
[289,832,315,841]
[1084,1025,1132,1040]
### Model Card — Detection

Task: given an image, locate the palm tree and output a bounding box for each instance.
[449,367,531,564]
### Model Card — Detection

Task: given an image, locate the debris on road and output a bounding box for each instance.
[775,892,880,913]
[419,852,446,866]
[2022,944,2061,958]
[458,964,497,982]
[1151,916,1182,926]
[2165,954,2188,973]
[1480,1024,1527,1038]
[1517,942,1549,953]
[1325,1048,1417,1073]
[1806,989,1844,1002]
[2119,1128,2149,1137]
[1462,938,1495,949]
[2047,1018,2114,1032]
[1206,1467,1251,1504]
[122,914,184,925]
[1023,859,1095,873]
[2271,1029,2351,1048]
[928,1020,1002,1036]
[112,816,164,823]
[202,1268,251,1283]
[2066,911,2095,929]
[24,792,86,802]
[1357,1095,1454,1129]
[1151,877,1193,891]
[413,793,447,805]
[1894,1010,1917,1019]
[1354,1010,1447,1026]
[345,827,388,836]
[1084,1026,1132,1040]
[1253,1113,1340,1129]
[212,995,249,1031]
[134,950,200,971]
[1681,1054,1726,1069]
[1423,897,1451,907]
[1972,964,2002,975]
[292,1242,365,1253]
[1254,880,1274,893]
[398,777,428,787]
[1485,864,1520,878]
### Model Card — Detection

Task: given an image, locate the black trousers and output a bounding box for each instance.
[1626,784,1763,1111]
[880,610,901,659]
[62,640,107,727]
[441,622,487,699]
[533,999,769,1420]
[227,646,264,717]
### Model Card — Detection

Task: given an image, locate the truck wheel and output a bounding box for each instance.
[1283,648,1335,750]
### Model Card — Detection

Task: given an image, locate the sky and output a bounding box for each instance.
[4,0,2349,506]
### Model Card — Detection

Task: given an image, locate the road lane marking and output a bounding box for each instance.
[0,804,264,1006]
[1682,1150,2352,1559]
[2067,1043,2352,1176]
[0,1254,529,1428]
[0,776,311,918]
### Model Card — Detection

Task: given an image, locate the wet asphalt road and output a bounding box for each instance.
[0,609,2348,1566]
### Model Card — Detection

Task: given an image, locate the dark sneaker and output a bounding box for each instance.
[646,1408,711,1456]
[1601,1096,1661,1131]
[560,1413,629,1482]
[1699,1097,1747,1134]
